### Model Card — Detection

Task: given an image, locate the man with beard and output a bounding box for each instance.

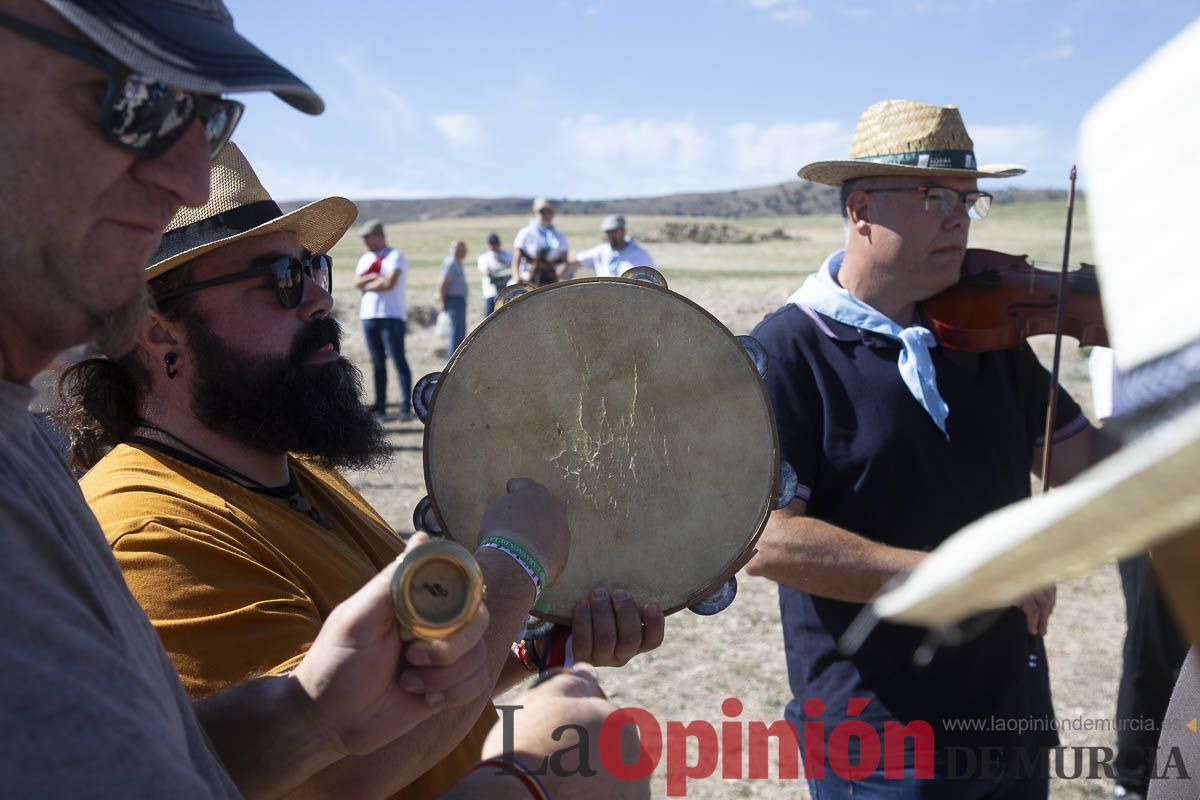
[60,144,662,798]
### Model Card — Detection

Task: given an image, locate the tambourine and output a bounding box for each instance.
[410,267,795,624]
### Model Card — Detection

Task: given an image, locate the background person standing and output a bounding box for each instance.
[476,232,511,316]
[512,197,569,286]
[355,219,413,420]
[566,214,655,279]
[440,240,469,359]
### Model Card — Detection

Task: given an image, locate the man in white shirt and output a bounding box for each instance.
[512,197,569,286]
[354,220,413,420]
[567,214,655,279]
[477,232,512,316]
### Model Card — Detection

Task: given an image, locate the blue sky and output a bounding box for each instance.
[225,1,1198,201]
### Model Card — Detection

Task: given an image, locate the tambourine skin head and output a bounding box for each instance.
[423,277,780,624]
[390,538,485,640]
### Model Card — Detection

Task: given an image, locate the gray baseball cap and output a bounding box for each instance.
[41,0,323,114]
[359,219,385,237]
[600,214,626,232]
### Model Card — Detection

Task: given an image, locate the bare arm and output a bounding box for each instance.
[744,498,925,603]
[278,551,536,799]
[366,269,399,292]
[195,544,493,800]
[1031,423,1121,487]
[511,250,526,284]
[276,480,572,799]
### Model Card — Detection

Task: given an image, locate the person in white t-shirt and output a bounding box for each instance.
[512,197,569,286]
[354,220,413,420]
[477,232,513,316]
[565,214,655,280]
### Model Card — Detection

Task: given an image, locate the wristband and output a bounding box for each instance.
[474,757,551,799]
[478,536,547,599]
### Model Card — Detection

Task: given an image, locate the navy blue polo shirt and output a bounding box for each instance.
[752,302,1087,766]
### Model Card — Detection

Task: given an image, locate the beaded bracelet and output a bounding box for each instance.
[473,757,551,799]
[478,535,547,600]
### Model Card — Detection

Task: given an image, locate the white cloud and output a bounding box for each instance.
[1031,43,1075,61]
[433,113,485,149]
[747,0,811,23]
[728,120,847,182]
[969,123,1049,169]
[912,1,961,12]
[331,47,417,139]
[557,115,716,194]
[248,157,435,201]
[553,115,852,196]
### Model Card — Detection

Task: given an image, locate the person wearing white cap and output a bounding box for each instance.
[744,99,1104,798]
[564,214,655,280]
[512,196,570,286]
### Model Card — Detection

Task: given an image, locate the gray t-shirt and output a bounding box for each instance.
[0,380,239,798]
[440,256,469,299]
[1151,648,1200,800]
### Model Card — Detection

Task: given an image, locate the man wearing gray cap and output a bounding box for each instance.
[566,213,656,279]
[0,1,490,796]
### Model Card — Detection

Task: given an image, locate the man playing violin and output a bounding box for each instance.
[748,99,1103,799]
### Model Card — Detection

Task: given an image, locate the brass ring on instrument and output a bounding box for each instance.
[390,538,485,640]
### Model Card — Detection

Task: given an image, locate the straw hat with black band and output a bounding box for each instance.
[866,20,1200,642]
[147,142,356,281]
[797,98,1026,186]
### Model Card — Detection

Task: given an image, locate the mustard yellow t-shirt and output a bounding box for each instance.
[81,443,494,798]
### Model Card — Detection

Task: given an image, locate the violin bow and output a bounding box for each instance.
[1039,166,1078,493]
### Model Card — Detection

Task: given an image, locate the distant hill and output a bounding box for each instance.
[279,182,1068,223]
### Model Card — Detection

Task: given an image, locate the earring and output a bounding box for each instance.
[164,352,179,380]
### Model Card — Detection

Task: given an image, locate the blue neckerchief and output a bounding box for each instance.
[789,249,950,437]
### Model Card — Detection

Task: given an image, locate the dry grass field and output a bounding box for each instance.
[329,203,1126,799]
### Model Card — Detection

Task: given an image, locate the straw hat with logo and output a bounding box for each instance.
[866,21,1200,635]
[797,98,1026,186]
[146,143,356,280]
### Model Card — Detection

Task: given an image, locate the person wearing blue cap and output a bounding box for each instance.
[478,232,513,315]
[0,1,495,796]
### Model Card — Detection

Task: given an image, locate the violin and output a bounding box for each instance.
[920,248,1108,352]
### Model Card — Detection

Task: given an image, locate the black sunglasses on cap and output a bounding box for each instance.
[154,253,334,310]
[0,10,243,158]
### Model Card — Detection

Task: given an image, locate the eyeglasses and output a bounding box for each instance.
[860,186,994,220]
[0,10,243,158]
[154,254,333,309]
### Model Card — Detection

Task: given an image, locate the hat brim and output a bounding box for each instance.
[44,0,323,114]
[798,160,1026,186]
[145,196,357,281]
[871,401,1200,629]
